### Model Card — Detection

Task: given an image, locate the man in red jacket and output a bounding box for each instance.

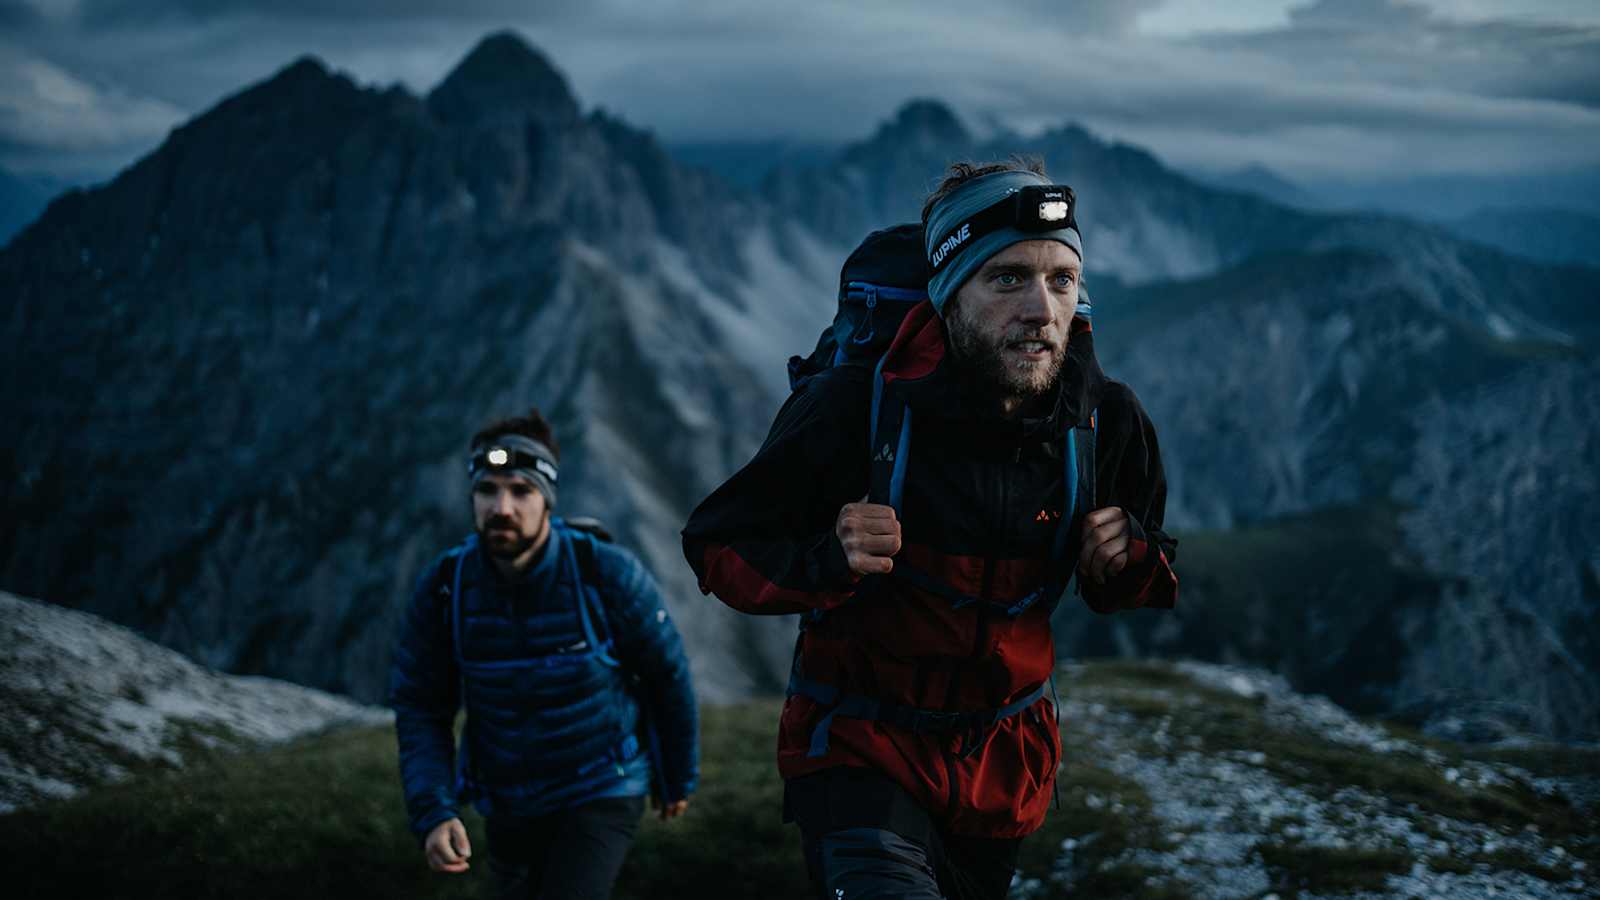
[683,160,1178,899]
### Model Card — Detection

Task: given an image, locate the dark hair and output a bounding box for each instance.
[470,407,560,461]
[920,156,1049,226]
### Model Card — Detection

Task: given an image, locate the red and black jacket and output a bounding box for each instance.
[682,303,1177,838]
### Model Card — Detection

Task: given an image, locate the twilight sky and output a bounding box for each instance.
[2,0,1598,192]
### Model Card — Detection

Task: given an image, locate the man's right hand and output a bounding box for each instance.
[424,818,472,874]
[836,499,902,576]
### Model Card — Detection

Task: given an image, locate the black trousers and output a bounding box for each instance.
[785,768,1022,900]
[486,794,646,900]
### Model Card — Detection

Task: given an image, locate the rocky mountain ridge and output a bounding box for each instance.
[0,591,387,814]
[2,31,1596,739]
[1,31,831,704]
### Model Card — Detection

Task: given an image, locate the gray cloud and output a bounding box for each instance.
[2,0,1597,186]
[1289,0,1432,28]
[1205,0,1600,111]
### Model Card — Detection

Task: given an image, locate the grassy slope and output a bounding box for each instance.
[3,664,1594,899]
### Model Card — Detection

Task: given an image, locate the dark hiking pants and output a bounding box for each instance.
[487,794,646,900]
[786,768,1022,900]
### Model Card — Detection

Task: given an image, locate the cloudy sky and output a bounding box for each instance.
[3,0,1598,195]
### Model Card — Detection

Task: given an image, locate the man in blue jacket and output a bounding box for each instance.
[390,407,699,899]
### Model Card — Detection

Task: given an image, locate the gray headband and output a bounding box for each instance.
[468,434,559,508]
[924,170,1083,314]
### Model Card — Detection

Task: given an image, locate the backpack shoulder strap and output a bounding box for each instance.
[868,355,913,516]
[565,525,619,656]
[446,535,478,667]
[1077,409,1098,521]
[1066,409,1098,597]
[569,525,602,588]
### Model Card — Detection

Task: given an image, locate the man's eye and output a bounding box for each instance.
[1056,273,1077,287]
[473,484,495,496]
[511,486,533,497]
[995,273,1020,286]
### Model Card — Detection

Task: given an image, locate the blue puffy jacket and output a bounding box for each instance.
[390,520,699,839]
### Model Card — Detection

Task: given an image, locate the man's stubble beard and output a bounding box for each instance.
[945,300,1066,405]
[479,515,547,561]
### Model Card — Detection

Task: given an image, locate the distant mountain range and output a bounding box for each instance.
[1445,206,1600,269]
[3,31,1596,739]
[1189,164,1319,211]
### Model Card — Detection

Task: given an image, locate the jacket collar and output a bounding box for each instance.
[880,300,1106,435]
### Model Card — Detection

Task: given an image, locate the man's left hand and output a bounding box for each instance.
[1079,507,1130,584]
[652,796,690,821]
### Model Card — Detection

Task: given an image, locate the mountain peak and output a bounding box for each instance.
[840,98,973,169]
[227,55,343,107]
[886,99,969,143]
[428,30,579,126]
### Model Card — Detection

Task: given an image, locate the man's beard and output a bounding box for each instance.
[479,516,542,560]
[945,302,1066,404]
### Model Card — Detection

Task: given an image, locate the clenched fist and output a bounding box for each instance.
[424,817,472,874]
[1079,506,1131,584]
[836,498,902,576]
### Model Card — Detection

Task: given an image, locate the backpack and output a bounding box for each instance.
[791,223,1098,620]
[787,223,933,391]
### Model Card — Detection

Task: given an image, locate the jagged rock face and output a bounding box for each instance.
[0,34,833,704]
[1054,244,1600,738]
[1391,358,1600,738]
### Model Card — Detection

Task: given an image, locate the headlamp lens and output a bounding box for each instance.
[486,447,510,467]
[1038,200,1070,223]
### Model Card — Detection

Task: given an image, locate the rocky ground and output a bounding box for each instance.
[2,588,1594,899]
[1013,661,1599,899]
[0,592,389,813]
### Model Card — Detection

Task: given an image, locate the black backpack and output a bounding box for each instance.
[787,223,932,391]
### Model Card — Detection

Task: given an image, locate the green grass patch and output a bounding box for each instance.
[1425,853,1474,875]
[0,724,490,899]
[1255,842,1410,896]
[615,702,805,900]
[0,694,1192,900]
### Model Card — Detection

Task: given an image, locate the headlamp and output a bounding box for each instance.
[468,439,559,485]
[927,184,1078,274]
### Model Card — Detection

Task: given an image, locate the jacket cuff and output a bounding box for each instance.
[1124,511,1151,566]
[663,778,698,804]
[411,802,460,844]
[812,531,860,592]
